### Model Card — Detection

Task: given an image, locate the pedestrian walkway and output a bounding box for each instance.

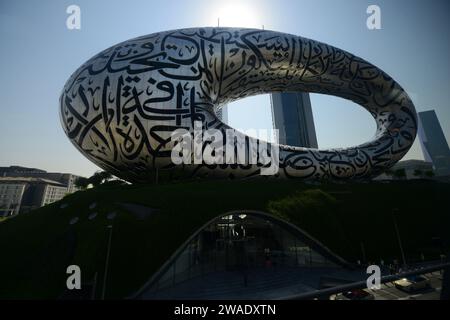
[142,266,366,299]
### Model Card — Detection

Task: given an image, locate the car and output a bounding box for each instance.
[394,275,431,292]
[330,289,375,300]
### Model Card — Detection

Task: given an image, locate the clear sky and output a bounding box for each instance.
[1,0,449,177]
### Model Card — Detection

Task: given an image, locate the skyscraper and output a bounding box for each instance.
[216,104,228,124]
[418,110,450,176]
[270,92,318,148]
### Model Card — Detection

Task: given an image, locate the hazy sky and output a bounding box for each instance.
[1,0,449,177]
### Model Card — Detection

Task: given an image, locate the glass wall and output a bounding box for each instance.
[153,213,337,291]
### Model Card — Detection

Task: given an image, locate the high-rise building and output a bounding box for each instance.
[418,110,450,176]
[270,92,318,148]
[216,104,228,124]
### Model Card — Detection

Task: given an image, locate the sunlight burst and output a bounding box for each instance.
[208,2,262,28]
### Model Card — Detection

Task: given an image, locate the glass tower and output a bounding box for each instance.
[216,104,228,124]
[418,110,450,176]
[270,92,318,148]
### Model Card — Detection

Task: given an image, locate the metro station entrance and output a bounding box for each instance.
[150,212,340,292]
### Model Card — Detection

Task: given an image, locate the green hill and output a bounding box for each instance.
[0,179,449,299]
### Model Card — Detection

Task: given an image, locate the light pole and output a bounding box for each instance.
[101,224,113,300]
[392,209,407,268]
[360,242,367,265]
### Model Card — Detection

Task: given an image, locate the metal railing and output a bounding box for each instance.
[278,261,450,300]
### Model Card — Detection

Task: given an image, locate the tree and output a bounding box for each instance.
[425,170,435,178]
[101,179,127,187]
[74,176,90,190]
[75,171,116,190]
[88,171,114,187]
[393,168,406,180]
[413,169,423,178]
[98,171,113,182]
[384,169,394,178]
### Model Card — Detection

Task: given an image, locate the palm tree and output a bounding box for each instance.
[89,171,114,187]
[74,176,90,189]
[99,171,113,181]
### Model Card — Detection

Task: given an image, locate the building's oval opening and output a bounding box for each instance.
[225,93,375,149]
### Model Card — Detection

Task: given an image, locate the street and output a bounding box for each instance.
[367,271,443,300]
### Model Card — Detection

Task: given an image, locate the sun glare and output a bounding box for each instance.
[208,2,262,28]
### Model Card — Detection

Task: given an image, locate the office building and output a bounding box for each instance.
[0,166,82,193]
[418,110,450,176]
[375,159,434,180]
[0,166,84,217]
[0,177,68,217]
[270,92,318,148]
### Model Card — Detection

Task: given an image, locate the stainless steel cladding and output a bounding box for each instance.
[60,27,417,182]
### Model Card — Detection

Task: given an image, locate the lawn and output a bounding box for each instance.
[0,178,448,299]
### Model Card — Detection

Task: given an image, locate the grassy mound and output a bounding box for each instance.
[0,179,448,299]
